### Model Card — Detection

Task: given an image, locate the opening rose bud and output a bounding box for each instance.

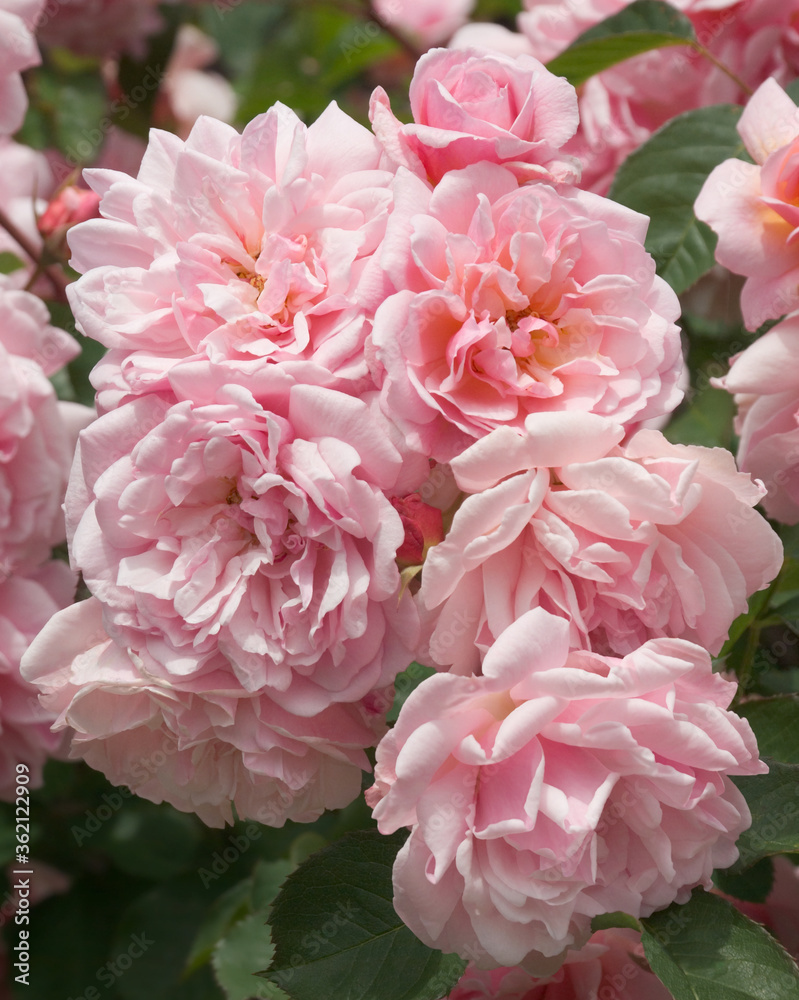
[390,493,444,568]
[39,186,102,265]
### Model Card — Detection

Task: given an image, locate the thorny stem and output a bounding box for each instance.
[0,204,70,301]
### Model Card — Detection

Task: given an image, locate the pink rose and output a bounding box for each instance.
[67,102,396,410]
[38,186,101,239]
[372,0,477,47]
[0,1,43,136]
[0,281,93,576]
[715,314,799,524]
[369,47,580,184]
[36,0,168,57]
[66,363,422,716]
[695,78,799,330]
[371,164,683,462]
[368,608,764,969]
[447,927,672,998]
[22,598,383,828]
[419,412,782,671]
[0,561,76,799]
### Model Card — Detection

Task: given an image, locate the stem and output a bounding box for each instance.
[0,204,70,301]
[690,42,753,98]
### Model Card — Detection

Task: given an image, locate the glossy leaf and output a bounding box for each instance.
[609,104,746,293]
[547,0,695,86]
[641,888,799,999]
[262,830,466,1000]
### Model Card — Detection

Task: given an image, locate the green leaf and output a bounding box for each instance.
[252,859,294,912]
[288,832,328,869]
[590,911,643,933]
[45,71,109,163]
[187,879,255,975]
[717,579,778,663]
[0,251,24,274]
[261,830,466,1000]
[736,697,799,765]
[714,856,775,905]
[641,888,799,999]
[730,760,799,873]
[664,383,735,448]
[213,913,288,1000]
[546,0,695,87]
[187,860,292,980]
[609,104,747,294]
[387,663,437,724]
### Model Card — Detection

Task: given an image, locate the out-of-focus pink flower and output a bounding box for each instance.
[446,927,672,998]
[65,363,421,717]
[0,280,93,575]
[67,104,396,410]
[0,561,76,799]
[373,0,477,47]
[450,22,537,58]
[371,164,683,462]
[22,597,384,828]
[0,1,43,136]
[390,493,444,567]
[36,0,167,58]
[715,314,799,524]
[419,412,782,672]
[368,607,764,970]
[370,47,579,184]
[157,24,238,139]
[695,78,799,330]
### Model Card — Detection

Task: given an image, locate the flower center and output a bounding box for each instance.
[505,305,538,331]
[234,267,265,293]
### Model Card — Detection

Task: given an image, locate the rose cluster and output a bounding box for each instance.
[22,46,779,978]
